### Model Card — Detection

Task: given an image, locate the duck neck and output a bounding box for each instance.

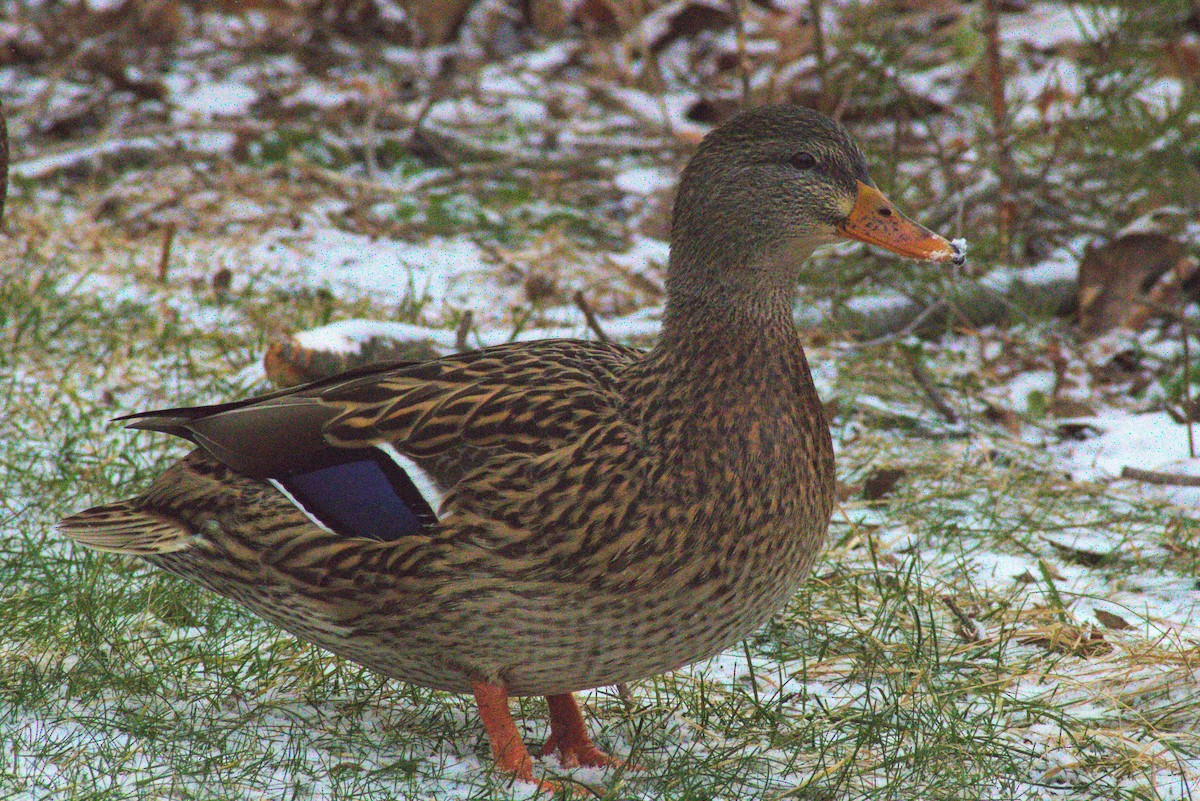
[636,251,827,438]
[656,249,810,370]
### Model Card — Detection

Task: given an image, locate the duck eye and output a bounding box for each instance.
[788,152,817,170]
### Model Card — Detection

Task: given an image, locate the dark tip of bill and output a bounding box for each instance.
[950,239,967,267]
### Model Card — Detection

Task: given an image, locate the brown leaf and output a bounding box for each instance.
[1164,36,1200,85]
[1090,349,1143,386]
[523,271,560,305]
[1093,609,1133,630]
[1038,562,1066,581]
[528,0,569,36]
[861,467,907,501]
[1045,538,1116,567]
[1048,398,1096,418]
[211,266,233,295]
[983,401,1022,434]
[1055,421,1100,442]
[643,0,733,55]
[571,0,627,34]
[1077,232,1185,338]
[400,0,475,44]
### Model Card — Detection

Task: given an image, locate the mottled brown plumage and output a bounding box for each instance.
[59,105,961,790]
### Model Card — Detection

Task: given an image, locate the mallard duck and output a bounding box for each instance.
[59,105,961,791]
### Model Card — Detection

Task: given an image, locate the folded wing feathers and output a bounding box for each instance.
[58,502,197,555]
[320,342,636,456]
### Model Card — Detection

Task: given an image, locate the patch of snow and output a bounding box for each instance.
[899,63,962,107]
[285,82,354,109]
[1135,77,1186,117]
[999,369,1056,412]
[293,320,460,354]
[613,166,675,195]
[604,88,708,141]
[253,229,489,310]
[514,41,575,72]
[166,74,259,120]
[841,292,910,316]
[608,235,670,271]
[12,130,239,180]
[1000,3,1122,50]
[478,67,541,96]
[1054,410,1196,481]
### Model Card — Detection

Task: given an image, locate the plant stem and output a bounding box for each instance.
[981,0,1016,257]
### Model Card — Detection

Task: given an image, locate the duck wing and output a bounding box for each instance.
[110,339,640,544]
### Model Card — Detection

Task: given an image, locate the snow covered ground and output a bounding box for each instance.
[2,0,1199,798]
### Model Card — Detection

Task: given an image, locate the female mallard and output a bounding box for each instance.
[60,105,961,790]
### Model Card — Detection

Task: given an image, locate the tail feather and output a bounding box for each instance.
[58,501,196,556]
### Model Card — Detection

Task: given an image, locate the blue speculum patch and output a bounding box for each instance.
[278,452,437,541]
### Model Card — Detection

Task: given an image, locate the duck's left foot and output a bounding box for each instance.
[540,693,632,769]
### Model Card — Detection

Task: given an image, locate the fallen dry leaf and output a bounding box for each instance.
[862,467,907,501]
[1093,609,1133,630]
[1077,231,1186,338]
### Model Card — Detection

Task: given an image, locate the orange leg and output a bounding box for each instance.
[539,693,625,769]
[472,681,558,793]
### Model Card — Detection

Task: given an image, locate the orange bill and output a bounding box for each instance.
[837,181,964,265]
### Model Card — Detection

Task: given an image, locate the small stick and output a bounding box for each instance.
[156,221,176,282]
[1120,466,1200,488]
[573,290,610,343]
[615,683,634,713]
[904,348,958,424]
[454,309,474,352]
[851,298,948,349]
[942,596,985,643]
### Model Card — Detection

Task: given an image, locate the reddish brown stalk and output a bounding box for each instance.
[982,0,1016,257]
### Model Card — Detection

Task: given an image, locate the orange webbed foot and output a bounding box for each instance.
[539,693,637,771]
[474,683,601,796]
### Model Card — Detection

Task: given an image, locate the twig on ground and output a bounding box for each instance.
[942,596,986,643]
[1119,466,1200,488]
[156,221,175,282]
[851,298,948,348]
[573,290,610,343]
[615,683,633,712]
[904,348,958,424]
